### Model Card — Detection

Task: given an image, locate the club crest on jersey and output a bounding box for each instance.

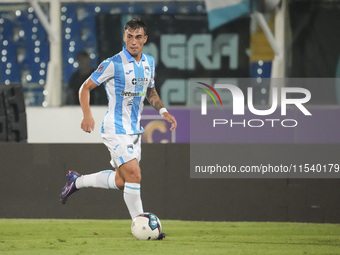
[144,66,150,75]
[127,144,134,154]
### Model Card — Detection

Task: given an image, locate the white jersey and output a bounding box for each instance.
[90,47,155,137]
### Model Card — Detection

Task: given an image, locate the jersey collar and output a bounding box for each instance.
[123,46,146,63]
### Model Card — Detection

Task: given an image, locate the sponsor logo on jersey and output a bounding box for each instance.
[131,77,149,86]
[125,70,133,75]
[97,64,105,73]
[121,91,146,97]
[127,99,141,106]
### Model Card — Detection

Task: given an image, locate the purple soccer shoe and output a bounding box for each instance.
[60,170,81,204]
[157,233,166,240]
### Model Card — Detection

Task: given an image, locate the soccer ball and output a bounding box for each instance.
[131,212,162,240]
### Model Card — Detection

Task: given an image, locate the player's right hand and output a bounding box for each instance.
[162,112,177,131]
[81,116,95,133]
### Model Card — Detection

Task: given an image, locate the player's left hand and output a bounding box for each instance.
[162,112,177,131]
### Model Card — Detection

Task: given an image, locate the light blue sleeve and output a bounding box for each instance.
[90,58,115,85]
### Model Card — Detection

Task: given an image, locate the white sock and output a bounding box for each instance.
[123,182,143,219]
[75,170,118,190]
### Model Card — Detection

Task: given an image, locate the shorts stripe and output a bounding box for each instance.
[119,156,125,164]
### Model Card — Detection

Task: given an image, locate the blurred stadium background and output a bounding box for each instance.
[0,0,340,223]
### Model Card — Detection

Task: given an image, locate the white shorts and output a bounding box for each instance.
[102,134,142,168]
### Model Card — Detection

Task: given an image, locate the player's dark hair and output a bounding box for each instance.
[124,18,148,35]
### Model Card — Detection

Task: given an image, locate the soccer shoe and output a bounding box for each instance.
[60,170,81,204]
[157,233,166,240]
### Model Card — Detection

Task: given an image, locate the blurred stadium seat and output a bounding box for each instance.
[0,1,206,106]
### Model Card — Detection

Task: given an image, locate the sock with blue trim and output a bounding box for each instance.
[75,170,119,190]
[123,182,143,219]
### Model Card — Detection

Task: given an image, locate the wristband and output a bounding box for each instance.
[159,108,168,116]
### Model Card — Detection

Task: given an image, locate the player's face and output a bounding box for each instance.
[123,28,148,60]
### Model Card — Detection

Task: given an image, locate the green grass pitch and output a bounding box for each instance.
[0,219,339,255]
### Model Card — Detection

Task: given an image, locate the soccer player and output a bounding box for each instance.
[60,18,177,239]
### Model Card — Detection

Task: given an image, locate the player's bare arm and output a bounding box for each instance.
[146,86,164,111]
[79,77,97,133]
[146,87,177,131]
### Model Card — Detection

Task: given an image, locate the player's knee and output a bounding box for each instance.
[135,172,142,183]
[115,178,125,190]
[128,170,141,183]
[120,159,141,183]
